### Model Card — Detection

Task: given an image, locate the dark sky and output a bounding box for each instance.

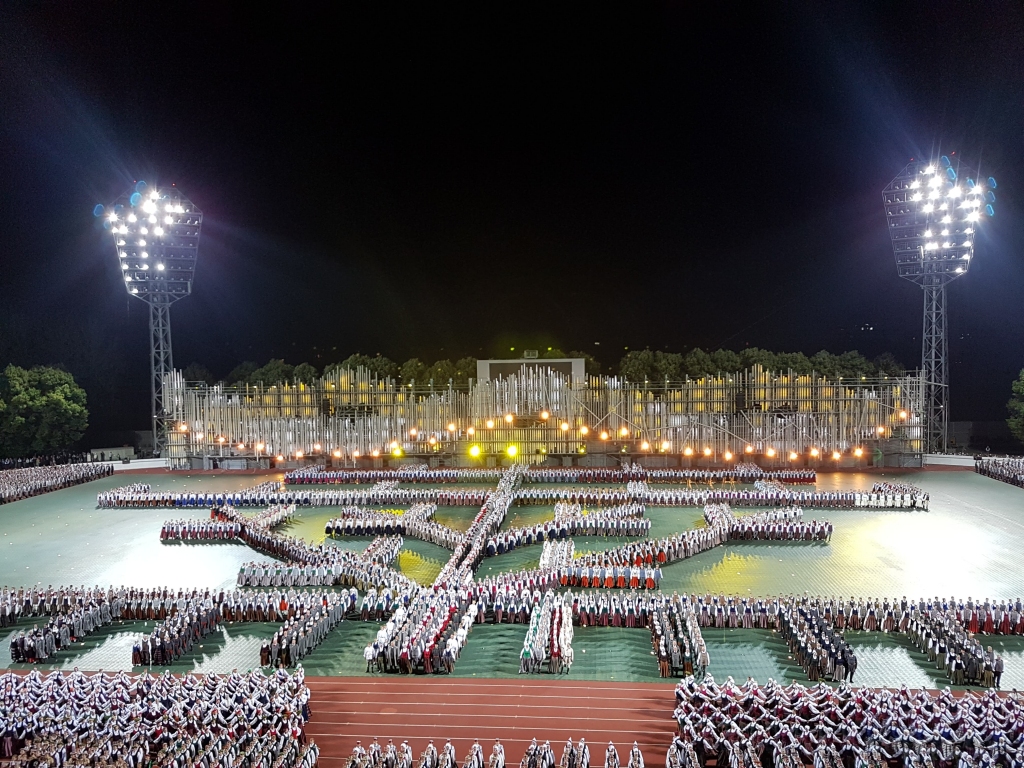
[1,2,1022,443]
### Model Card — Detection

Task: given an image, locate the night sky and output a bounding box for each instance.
[1,3,1022,444]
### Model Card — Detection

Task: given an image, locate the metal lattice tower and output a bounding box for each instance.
[100,182,203,456]
[882,156,996,453]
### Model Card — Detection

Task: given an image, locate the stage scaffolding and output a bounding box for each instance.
[164,366,924,468]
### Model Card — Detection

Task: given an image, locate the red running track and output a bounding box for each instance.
[305,677,677,764]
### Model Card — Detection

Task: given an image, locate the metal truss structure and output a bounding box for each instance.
[102,182,202,455]
[882,156,996,453]
[164,365,924,468]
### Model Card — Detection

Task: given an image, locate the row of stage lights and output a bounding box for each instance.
[176,413,904,461]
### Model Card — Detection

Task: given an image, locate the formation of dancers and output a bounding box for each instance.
[346,737,645,768]
[0,461,112,504]
[672,675,1024,768]
[0,668,315,768]
[520,592,574,673]
[977,457,1024,488]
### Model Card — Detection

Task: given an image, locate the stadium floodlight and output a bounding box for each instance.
[882,155,996,453]
[95,180,203,456]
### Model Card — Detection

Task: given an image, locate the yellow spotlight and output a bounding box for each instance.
[560,422,570,432]
[683,447,694,456]
[789,451,798,461]
[619,426,629,437]
[409,428,418,437]
[703,447,712,457]
[389,441,398,450]
[600,431,609,441]
[469,445,481,458]
[467,427,475,436]
[447,423,456,432]
[744,445,753,453]
[295,450,303,458]
[392,447,403,457]
[766,447,776,457]
[724,451,733,461]
[641,441,650,451]
[178,423,188,432]
[832,451,841,460]
[428,436,437,445]
[854,447,864,457]
[810,447,820,457]
[371,449,380,457]
[256,442,264,451]
[876,426,886,434]
[504,414,514,424]
[332,449,342,458]
[486,419,495,429]
[276,455,284,461]
[313,443,322,451]
[506,445,518,457]
[580,426,589,436]
[353,450,361,458]
[899,410,908,420]
[661,440,671,451]
[540,410,550,420]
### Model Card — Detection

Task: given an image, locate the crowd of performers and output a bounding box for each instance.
[326,503,462,549]
[0,461,113,504]
[484,505,649,558]
[345,737,645,768]
[236,534,406,588]
[977,457,1024,488]
[289,461,815,486]
[671,675,1024,768]
[260,591,348,668]
[286,464,504,484]
[565,591,709,679]
[520,593,573,673]
[100,481,488,509]
[6,586,120,663]
[706,504,833,542]
[639,482,928,510]
[0,668,317,768]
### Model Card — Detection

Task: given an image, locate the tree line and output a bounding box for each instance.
[0,365,89,458]
[184,347,906,389]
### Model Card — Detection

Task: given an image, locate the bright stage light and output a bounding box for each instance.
[353,451,361,458]
[506,445,518,457]
[683,447,694,456]
[276,455,284,461]
[371,449,380,457]
[744,445,754,453]
[333,450,342,458]
[723,451,733,461]
[832,451,841,460]
[540,410,549,420]
[469,445,481,458]
[899,410,908,419]
[409,428,418,437]
[766,447,776,457]
[662,440,671,451]
[486,419,495,429]
[392,447,403,457]
[447,423,456,432]
[560,422,569,432]
[504,413,514,423]
[619,426,629,437]
[580,426,589,436]
[703,447,712,456]
[641,441,650,451]
[854,447,863,457]
[600,431,609,440]
[810,447,819,457]
[428,436,437,445]
[788,451,798,461]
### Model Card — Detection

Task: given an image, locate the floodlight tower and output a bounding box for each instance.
[882,156,996,453]
[99,181,203,456]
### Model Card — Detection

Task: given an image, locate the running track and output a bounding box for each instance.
[305,677,678,764]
